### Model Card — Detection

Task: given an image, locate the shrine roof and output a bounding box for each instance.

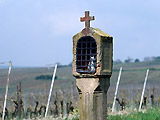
[73,27,112,39]
[92,28,112,37]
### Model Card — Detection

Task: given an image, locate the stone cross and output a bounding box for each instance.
[80,11,95,28]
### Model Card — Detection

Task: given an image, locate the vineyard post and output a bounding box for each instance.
[62,90,64,117]
[2,61,12,120]
[55,92,59,116]
[112,67,122,112]
[23,94,26,117]
[61,100,64,118]
[153,86,155,106]
[139,69,149,111]
[71,81,74,101]
[45,64,57,118]
[148,85,151,107]
[130,85,133,110]
[44,83,47,104]
[66,102,69,116]
[152,86,155,107]
[18,82,22,119]
[17,85,20,119]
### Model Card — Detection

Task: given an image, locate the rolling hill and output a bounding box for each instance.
[0,61,160,100]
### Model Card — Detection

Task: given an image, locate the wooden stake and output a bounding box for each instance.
[2,61,12,120]
[148,85,152,107]
[55,92,59,117]
[139,69,149,111]
[45,64,57,118]
[112,67,122,112]
[44,82,47,104]
[18,82,22,120]
[61,100,64,118]
[17,85,20,119]
[71,81,74,101]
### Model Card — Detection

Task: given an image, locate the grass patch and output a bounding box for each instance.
[107,108,160,120]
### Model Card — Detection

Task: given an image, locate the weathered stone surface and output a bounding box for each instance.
[77,78,110,120]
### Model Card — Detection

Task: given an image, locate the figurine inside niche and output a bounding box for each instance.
[88,56,96,73]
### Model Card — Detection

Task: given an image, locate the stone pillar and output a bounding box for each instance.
[76,78,110,120]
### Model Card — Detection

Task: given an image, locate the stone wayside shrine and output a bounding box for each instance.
[72,11,113,120]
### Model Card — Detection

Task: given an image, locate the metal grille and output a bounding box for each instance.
[76,36,97,74]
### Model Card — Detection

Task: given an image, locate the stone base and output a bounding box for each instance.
[76,77,110,120]
[79,92,107,120]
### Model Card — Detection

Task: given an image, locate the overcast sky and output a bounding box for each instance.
[0,0,160,66]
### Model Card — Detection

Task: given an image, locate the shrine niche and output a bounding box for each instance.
[76,36,97,74]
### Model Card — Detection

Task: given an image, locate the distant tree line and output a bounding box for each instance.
[57,56,160,66]
[35,75,57,80]
[114,56,160,64]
